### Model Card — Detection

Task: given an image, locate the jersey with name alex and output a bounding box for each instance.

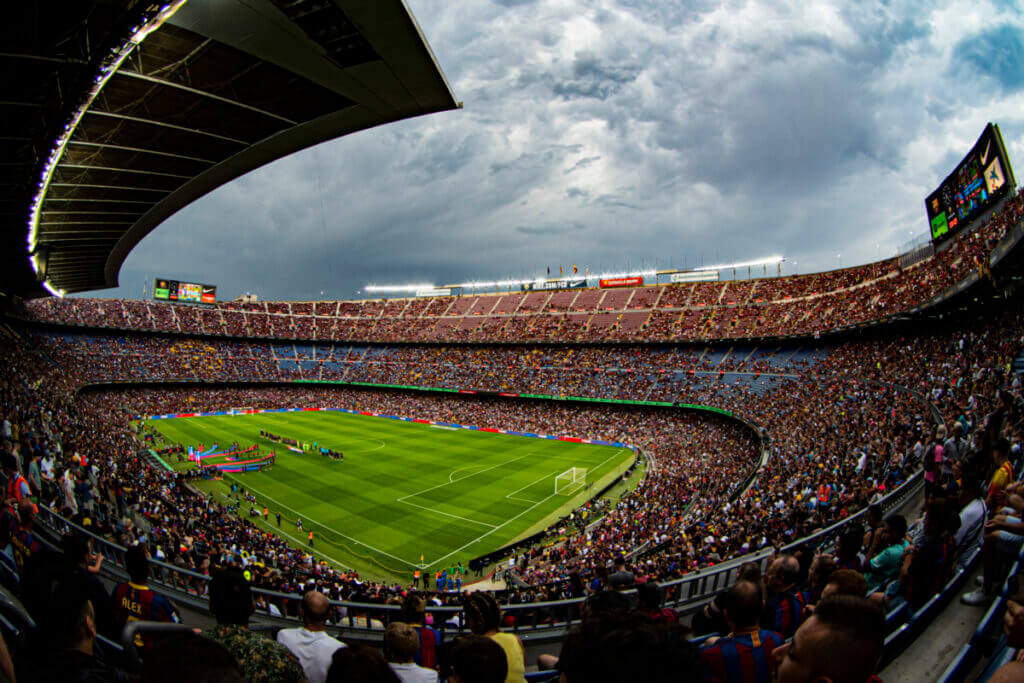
[701,629,785,683]
[112,581,180,650]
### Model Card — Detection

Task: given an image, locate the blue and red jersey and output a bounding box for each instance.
[760,590,805,638]
[701,629,785,683]
[412,624,440,670]
[112,581,180,651]
[9,525,42,572]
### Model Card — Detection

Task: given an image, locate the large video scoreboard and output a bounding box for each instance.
[926,123,1016,243]
[153,279,217,304]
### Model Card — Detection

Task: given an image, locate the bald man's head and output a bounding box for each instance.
[725,580,764,630]
[301,591,330,627]
[18,499,35,526]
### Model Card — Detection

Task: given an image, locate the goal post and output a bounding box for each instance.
[555,467,587,495]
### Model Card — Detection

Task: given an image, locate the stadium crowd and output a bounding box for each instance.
[16,188,1024,345]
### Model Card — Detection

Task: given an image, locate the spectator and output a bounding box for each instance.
[21,568,134,682]
[636,582,678,624]
[325,644,400,683]
[399,593,440,670]
[819,570,868,602]
[989,591,1024,681]
[385,622,439,683]
[62,532,114,638]
[143,632,243,683]
[9,497,42,572]
[462,592,526,683]
[954,474,987,561]
[760,555,804,638]
[276,590,346,683]
[112,544,181,655]
[772,596,884,683]
[448,636,507,683]
[693,563,762,637]
[203,569,306,683]
[863,515,908,593]
[700,579,783,683]
[608,556,634,590]
[558,613,702,682]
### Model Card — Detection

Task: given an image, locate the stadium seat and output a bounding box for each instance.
[976,635,1017,683]
[936,643,976,683]
[525,671,559,682]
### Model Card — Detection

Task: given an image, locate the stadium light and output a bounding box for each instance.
[42,281,65,298]
[363,284,437,293]
[694,256,785,272]
[25,0,190,298]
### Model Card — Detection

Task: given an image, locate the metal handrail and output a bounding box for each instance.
[31,468,924,638]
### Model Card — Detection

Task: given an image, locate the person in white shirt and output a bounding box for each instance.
[276,590,346,683]
[385,622,438,683]
[955,475,987,562]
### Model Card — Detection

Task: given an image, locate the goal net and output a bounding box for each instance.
[228,407,254,416]
[555,467,587,495]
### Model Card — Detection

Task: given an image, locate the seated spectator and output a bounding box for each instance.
[861,504,885,558]
[276,590,345,683]
[636,582,679,624]
[62,532,115,638]
[863,515,908,593]
[536,590,632,671]
[773,596,884,683]
[760,555,804,638]
[9,498,42,572]
[144,632,243,683]
[463,592,526,683]
[20,567,134,682]
[990,590,1024,681]
[326,644,400,683]
[203,568,305,682]
[399,593,440,670]
[954,474,987,561]
[112,544,180,655]
[558,613,702,682]
[820,569,868,602]
[385,622,439,682]
[700,579,783,683]
[448,636,507,683]
[693,563,762,637]
[888,501,956,610]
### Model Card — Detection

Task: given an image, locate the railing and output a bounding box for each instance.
[30,469,924,642]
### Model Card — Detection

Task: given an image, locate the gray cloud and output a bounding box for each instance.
[89,0,1024,303]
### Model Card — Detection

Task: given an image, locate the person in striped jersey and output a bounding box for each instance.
[700,580,783,683]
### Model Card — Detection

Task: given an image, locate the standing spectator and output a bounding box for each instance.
[772,596,884,683]
[385,622,438,683]
[276,590,346,683]
[204,569,306,683]
[112,544,181,654]
[462,592,526,683]
[608,556,634,590]
[701,580,783,683]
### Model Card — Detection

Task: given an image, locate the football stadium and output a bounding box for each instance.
[2,1,1024,682]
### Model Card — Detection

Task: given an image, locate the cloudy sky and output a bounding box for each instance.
[92,0,1024,301]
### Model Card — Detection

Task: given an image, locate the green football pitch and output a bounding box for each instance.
[146,410,635,583]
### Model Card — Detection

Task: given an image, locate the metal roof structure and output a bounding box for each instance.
[1,0,459,297]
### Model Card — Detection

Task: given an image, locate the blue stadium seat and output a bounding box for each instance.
[525,671,559,682]
[937,643,976,683]
[976,635,1017,683]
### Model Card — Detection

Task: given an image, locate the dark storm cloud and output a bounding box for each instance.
[90,0,1024,302]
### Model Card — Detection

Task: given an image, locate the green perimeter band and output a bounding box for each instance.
[148,449,175,472]
[292,380,732,417]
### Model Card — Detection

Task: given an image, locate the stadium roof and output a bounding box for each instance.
[1,0,459,298]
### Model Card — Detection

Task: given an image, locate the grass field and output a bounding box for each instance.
[146,410,635,583]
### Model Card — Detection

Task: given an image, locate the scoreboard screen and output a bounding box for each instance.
[926,123,1016,243]
[153,279,217,304]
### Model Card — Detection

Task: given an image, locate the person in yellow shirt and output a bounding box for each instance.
[462,592,525,683]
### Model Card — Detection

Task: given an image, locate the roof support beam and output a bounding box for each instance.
[68,140,215,164]
[117,70,297,124]
[50,182,171,193]
[86,110,249,145]
[59,163,193,179]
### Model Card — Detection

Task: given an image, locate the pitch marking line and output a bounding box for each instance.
[506,470,562,503]
[423,447,631,568]
[224,477,422,568]
[399,453,533,502]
